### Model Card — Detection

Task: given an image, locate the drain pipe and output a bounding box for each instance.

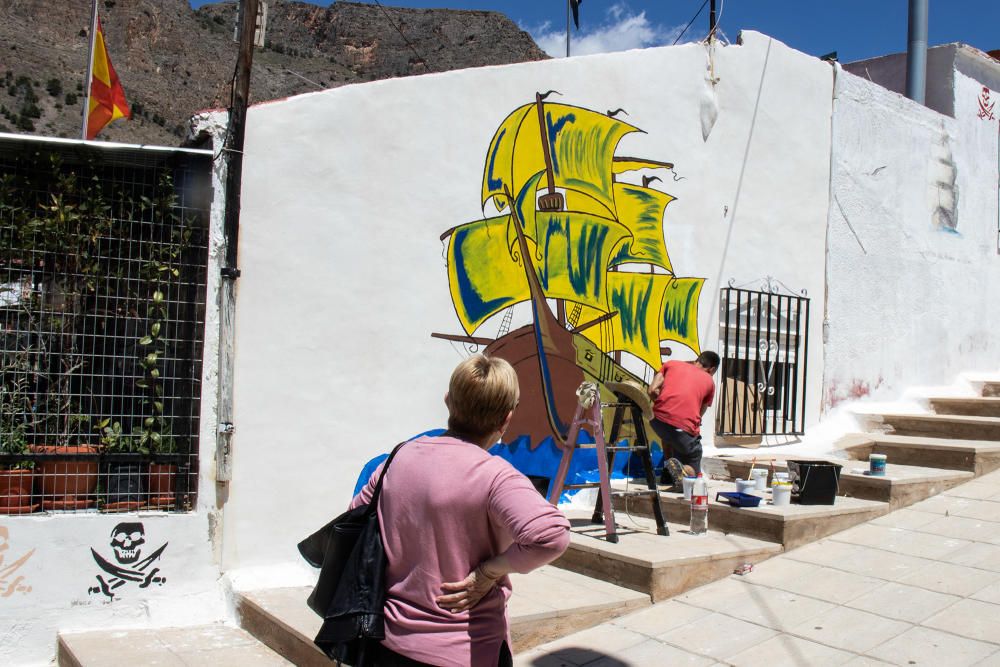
[905,0,928,104]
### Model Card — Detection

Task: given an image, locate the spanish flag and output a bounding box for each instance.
[86,17,130,140]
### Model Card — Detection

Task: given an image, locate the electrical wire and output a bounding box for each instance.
[707,0,725,41]
[672,0,710,46]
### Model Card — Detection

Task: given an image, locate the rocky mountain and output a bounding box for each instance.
[0,0,547,146]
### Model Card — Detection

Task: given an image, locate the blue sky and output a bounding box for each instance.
[189,1,1000,64]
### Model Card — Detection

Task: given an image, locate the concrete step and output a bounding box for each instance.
[927,396,1000,417]
[609,479,890,549]
[858,412,1000,441]
[58,625,291,667]
[839,432,1000,476]
[963,373,1000,397]
[716,456,974,509]
[236,566,649,662]
[552,510,782,603]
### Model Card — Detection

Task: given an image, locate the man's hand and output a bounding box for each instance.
[436,563,502,613]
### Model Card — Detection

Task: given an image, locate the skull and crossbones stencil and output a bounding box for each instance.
[88,522,168,600]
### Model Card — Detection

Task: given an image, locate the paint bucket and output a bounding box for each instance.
[788,460,842,505]
[736,479,756,495]
[749,468,769,491]
[772,482,792,506]
[869,453,887,477]
[682,476,696,501]
[772,472,790,487]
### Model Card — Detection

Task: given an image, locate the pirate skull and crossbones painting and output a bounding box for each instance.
[88,522,168,600]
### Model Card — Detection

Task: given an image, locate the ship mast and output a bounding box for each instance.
[534,91,569,326]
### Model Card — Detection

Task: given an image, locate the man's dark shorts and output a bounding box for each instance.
[650,418,703,482]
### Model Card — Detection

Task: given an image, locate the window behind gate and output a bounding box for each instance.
[0,137,211,513]
[715,284,810,437]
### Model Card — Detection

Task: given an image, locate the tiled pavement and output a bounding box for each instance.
[515,469,1000,667]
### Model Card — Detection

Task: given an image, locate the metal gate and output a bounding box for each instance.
[715,283,810,436]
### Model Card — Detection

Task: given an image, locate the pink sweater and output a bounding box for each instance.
[350,435,570,666]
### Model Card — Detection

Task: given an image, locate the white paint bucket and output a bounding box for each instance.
[682,476,696,501]
[772,472,790,486]
[772,482,792,506]
[736,479,756,495]
[750,468,769,491]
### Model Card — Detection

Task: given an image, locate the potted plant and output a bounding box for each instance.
[0,373,35,515]
[97,420,146,512]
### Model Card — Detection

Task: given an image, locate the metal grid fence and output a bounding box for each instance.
[0,137,211,513]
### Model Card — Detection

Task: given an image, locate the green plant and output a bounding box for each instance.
[135,172,192,456]
[95,419,147,455]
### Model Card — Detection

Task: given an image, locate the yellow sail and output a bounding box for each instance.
[577,274,704,369]
[480,102,640,218]
[447,209,632,334]
[608,183,674,271]
[660,275,703,354]
[531,210,630,309]
[482,104,534,213]
[447,215,531,333]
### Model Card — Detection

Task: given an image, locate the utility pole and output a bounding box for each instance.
[905,0,928,104]
[216,0,260,483]
[709,0,717,40]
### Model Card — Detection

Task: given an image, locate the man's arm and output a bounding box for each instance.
[648,370,665,399]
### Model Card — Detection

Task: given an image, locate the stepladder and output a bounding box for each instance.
[546,381,669,543]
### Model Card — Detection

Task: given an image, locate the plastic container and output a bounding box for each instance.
[868,453,887,476]
[735,479,756,495]
[749,468,769,491]
[772,472,790,486]
[682,476,696,501]
[716,491,763,508]
[788,460,842,505]
[690,473,708,534]
[772,482,792,506]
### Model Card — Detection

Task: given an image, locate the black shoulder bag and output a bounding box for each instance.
[298,441,407,666]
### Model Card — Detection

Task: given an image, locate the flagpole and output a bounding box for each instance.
[81,0,99,140]
[566,0,570,57]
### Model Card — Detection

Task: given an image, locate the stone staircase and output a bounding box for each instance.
[57,373,1000,665]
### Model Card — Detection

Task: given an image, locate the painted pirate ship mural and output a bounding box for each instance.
[436,92,704,449]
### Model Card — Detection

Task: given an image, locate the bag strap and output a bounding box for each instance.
[364,440,408,516]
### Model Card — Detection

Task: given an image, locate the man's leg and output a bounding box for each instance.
[672,431,703,475]
[650,419,684,485]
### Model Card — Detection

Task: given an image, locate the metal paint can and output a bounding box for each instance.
[869,453,887,476]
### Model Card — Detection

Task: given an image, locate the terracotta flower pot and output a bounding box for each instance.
[31,444,99,510]
[0,468,36,514]
[147,463,177,496]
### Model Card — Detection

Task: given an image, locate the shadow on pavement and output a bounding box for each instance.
[528,647,628,665]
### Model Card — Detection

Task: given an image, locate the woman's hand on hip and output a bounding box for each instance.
[436,562,505,613]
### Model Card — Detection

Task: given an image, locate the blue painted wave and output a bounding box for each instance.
[352,428,665,503]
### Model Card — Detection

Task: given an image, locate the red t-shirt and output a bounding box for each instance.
[651,360,716,436]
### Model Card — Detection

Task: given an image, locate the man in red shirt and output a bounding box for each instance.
[646,351,720,486]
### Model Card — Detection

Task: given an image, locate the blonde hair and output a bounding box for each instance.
[447,354,520,438]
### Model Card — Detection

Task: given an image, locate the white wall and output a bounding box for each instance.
[823,65,1000,407]
[225,31,834,570]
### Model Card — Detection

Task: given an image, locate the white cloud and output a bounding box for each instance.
[527,2,687,58]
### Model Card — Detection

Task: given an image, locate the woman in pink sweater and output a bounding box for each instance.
[350,355,571,666]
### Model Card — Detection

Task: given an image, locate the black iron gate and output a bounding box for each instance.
[715,283,810,436]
